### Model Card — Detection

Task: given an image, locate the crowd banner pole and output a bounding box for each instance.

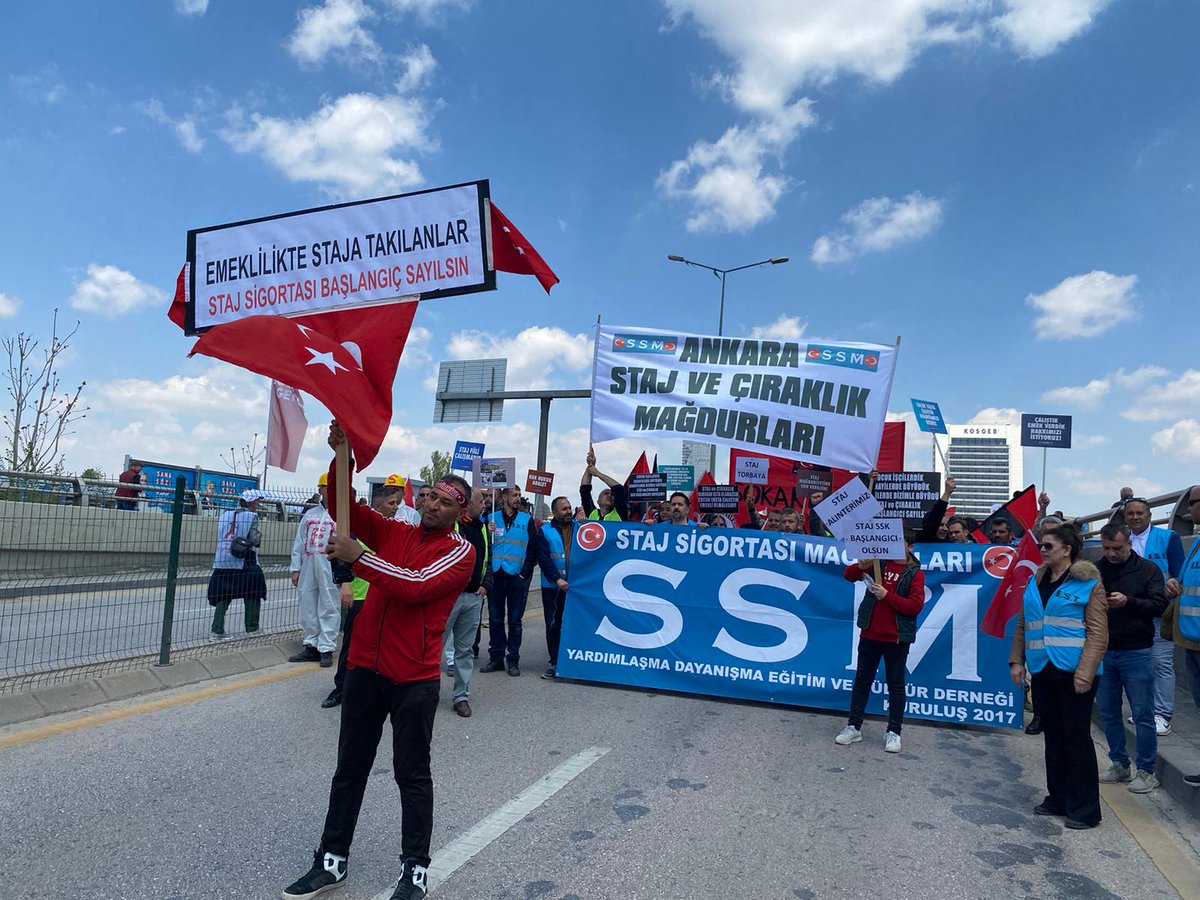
[1042,447,1048,496]
[336,441,351,538]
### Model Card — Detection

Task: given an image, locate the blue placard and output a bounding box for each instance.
[452,440,485,471]
[558,523,1020,729]
[911,398,947,434]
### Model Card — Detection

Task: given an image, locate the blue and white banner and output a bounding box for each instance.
[558,522,1021,729]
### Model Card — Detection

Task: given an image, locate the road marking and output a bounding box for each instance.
[0,665,317,750]
[1093,732,1200,898]
[371,746,611,899]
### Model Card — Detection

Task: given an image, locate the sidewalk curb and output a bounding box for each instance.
[0,635,307,728]
[1091,708,1200,820]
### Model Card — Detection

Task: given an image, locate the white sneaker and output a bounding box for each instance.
[1155,715,1171,736]
[834,725,862,745]
[1128,715,1135,725]
[885,731,902,753]
[1129,770,1159,794]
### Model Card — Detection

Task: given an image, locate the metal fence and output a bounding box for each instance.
[0,470,317,693]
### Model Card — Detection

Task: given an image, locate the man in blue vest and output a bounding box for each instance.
[480,485,539,676]
[580,445,629,521]
[535,495,577,679]
[1162,485,1200,787]
[1122,497,1184,734]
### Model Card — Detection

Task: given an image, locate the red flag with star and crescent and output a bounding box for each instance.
[490,202,559,294]
[980,531,1043,639]
[189,303,417,470]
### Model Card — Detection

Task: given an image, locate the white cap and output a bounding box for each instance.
[241,489,264,503]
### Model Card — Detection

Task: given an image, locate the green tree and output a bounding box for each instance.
[81,466,105,481]
[419,450,452,485]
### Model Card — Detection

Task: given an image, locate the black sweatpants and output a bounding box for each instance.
[1032,663,1101,825]
[542,586,566,666]
[847,637,910,734]
[331,600,364,692]
[319,668,440,865]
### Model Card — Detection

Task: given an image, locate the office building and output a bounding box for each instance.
[933,423,1023,520]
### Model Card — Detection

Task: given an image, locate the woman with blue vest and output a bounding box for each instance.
[1161,485,1200,787]
[1009,523,1108,829]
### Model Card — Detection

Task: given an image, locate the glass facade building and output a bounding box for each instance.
[933,423,1023,520]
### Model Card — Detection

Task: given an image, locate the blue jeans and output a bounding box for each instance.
[1185,648,1200,710]
[1152,623,1175,718]
[1096,647,1157,773]
[488,571,530,664]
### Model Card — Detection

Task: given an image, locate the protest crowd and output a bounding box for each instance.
[191,421,1200,899]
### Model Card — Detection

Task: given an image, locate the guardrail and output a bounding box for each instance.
[0,473,314,692]
[1071,487,1195,536]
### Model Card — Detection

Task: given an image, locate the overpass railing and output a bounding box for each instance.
[0,472,318,693]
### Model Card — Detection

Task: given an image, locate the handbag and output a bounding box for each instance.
[230,511,253,560]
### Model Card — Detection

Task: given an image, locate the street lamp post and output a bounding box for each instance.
[666,254,789,480]
[666,255,788,336]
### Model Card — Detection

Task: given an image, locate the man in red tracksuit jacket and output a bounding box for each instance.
[283,423,475,900]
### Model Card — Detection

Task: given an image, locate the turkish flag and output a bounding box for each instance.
[404,478,414,508]
[689,470,717,521]
[490,202,559,294]
[980,531,1043,638]
[978,485,1039,539]
[266,380,308,472]
[168,264,188,331]
[626,451,650,483]
[190,302,417,470]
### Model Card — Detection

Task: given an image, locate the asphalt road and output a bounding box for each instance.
[2,623,1198,900]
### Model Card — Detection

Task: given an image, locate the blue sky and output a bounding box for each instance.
[1,0,1197,514]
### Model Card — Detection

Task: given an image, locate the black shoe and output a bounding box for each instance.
[321,689,342,709]
[454,699,472,717]
[319,651,333,668]
[1185,774,1200,788]
[289,646,322,663]
[389,859,428,899]
[507,662,521,677]
[1033,802,1064,817]
[541,665,556,680]
[1025,715,1043,735]
[472,648,479,658]
[283,850,347,898]
[1064,817,1100,830]
[479,658,505,673]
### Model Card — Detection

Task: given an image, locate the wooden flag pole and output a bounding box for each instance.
[873,559,883,583]
[336,440,351,538]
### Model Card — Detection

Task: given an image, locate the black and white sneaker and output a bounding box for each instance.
[389,859,429,899]
[282,850,347,899]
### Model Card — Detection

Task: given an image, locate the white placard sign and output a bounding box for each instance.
[186,181,494,333]
[843,517,906,559]
[813,480,883,540]
[734,455,769,484]
[590,325,898,471]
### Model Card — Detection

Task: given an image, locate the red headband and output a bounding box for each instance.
[434,481,467,507]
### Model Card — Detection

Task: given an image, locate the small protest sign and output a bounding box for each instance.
[1020,414,1072,449]
[660,464,695,492]
[813,480,884,541]
[911,399,947,434]
[697,484,741,514]
[844,517,906,559]
[627,472,667,502]
[472,456,516,489]
[734,455,769,484]
[872,471,941,526]
[526,469,554,494]
[453,440,485,470]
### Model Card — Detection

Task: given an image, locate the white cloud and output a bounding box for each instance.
[1074,433,1110,449]
[748,314,805,340]
[10,67,66,105]
[395,44,437,92]
[969,407,1021,427]
[1060,467,1163,504]
[1112,365,1169,389]
[1040,377,1110,409]
[398,325,432,369]
[223,91,432,197]
[382,0,472,20]
[656,101,815,232]
[288,0,380,67]
[1025,270,1136,340]
[445,326,592,390]
[0,291,19,317]
[70,264,166,317]
[659,1,1108,232]
[1152,419,1200,463]
[174,0,209,15]
[1122,370,1200,422]
[141,99,204,153]
[811,192,943,264]
[993,0,1110,58]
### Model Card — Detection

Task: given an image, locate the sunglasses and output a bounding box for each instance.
[1038,542,1058,552]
